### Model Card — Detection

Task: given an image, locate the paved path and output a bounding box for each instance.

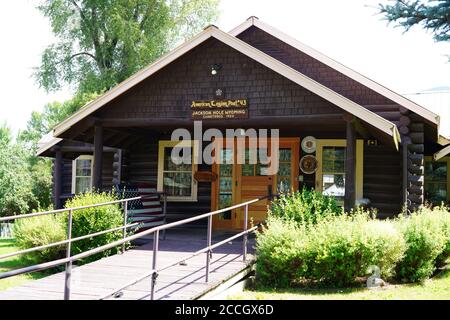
[0,229,255,300]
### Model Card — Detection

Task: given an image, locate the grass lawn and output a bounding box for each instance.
[229,268,450,300]
[0,239,47,291]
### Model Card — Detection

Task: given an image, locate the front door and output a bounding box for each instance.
[212,137,300,230]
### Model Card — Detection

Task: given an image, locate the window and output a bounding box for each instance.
[315,140,364,205]
[242,148,269,176]
[425,157,449,205]
[218,148,233,219]
[157,141,198,201]
[72,155,93,194]
[277,148,292,193]
[321,146,346,204]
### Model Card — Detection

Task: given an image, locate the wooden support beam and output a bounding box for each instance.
[399,116,411,127]
[408,144,424,153]
[57,146,117,153]
[410,132,424,144]
[408,193,424,204]
[408,153,424,165]
[53,148,63,209]
[399,125,409,135]
[100,114,345,128]
[399,106,411,115]
[408,184,424,194]
[408,174,424,185]
[409,123,424,132]
[344,118,356,212]
[63,116,97,140]
[402,141,409,208]
[93,125,103,190]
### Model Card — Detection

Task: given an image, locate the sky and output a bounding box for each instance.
[0,0,449,133]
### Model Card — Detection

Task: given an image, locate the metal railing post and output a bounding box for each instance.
[64,209,73,300]
[122,200,128,254]
[205,215,212,282]
[150,230,159,300]
[163,193,167,240]
[243,204,248,262]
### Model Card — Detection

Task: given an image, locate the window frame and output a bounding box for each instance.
[157,140,199,202]
[71,155,94,194]
[315,139,364,201]
[424,156,450,204]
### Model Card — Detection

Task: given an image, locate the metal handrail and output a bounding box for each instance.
[100,196,269,300]
[0,192,271,300]
[0,197,142,222]
[0,222,140,261]
[0,193,168,299]
[99,225,260,300]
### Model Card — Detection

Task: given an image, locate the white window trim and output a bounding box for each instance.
[157,140,198,202]
[71,155,94,194]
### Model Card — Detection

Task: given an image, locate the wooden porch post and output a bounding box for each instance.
[344,117,356,212]
[54,148,63,209]
[93,124,103,191]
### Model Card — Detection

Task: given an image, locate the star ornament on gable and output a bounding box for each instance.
[215,88,223,97]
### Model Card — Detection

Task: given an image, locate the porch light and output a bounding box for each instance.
[211,64,222,75]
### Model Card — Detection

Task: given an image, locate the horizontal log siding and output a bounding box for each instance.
[363,144,402,218]
[96,38,344,121]
[53,152,115,207]
[238,26,400,111]
[125,137,211,227]
[61,159,73,195]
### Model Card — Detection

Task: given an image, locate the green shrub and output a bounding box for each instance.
[13,214,66,264]
[307,214,405,287]
[269,188,341,225]
[64,191,124,263]
[395,207,449,282]
[255,213,406,288]
[255,217,309,287]
[430,206,450,268]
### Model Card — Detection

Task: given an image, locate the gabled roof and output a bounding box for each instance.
[230,17,440,129]
[36,132,62,156]
[52,24,400,148]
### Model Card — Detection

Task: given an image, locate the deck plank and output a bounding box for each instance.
[0,229,255,300]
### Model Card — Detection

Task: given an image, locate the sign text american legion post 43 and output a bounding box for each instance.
[190,99,248,120]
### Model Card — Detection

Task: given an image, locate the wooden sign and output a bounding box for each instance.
[191,99,248,120]
[194,171,218,182]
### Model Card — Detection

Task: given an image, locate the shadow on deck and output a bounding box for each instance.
[0,228,256,300]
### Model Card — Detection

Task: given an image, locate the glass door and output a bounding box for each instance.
[212,140,235,229]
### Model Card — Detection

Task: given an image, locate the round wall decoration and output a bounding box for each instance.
[300,155,318,174]
[301,136,317,154]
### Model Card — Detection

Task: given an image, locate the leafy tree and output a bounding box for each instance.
[35,0,219,94]
[0,124,52,216]
[19,91,99,147]
[378,1,450,43]
[0,122,12,145]
[0,146,36,216]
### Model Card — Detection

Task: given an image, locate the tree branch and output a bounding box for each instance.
[70,52,96,61]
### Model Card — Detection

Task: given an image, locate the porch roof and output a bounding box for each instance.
[49,24,401,150]
[434,144,450,161]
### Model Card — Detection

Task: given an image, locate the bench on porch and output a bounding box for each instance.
[114,183,167,241]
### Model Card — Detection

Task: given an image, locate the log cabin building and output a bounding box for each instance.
[37,17,450,230]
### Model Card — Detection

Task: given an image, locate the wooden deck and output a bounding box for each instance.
[0,229,255,300]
